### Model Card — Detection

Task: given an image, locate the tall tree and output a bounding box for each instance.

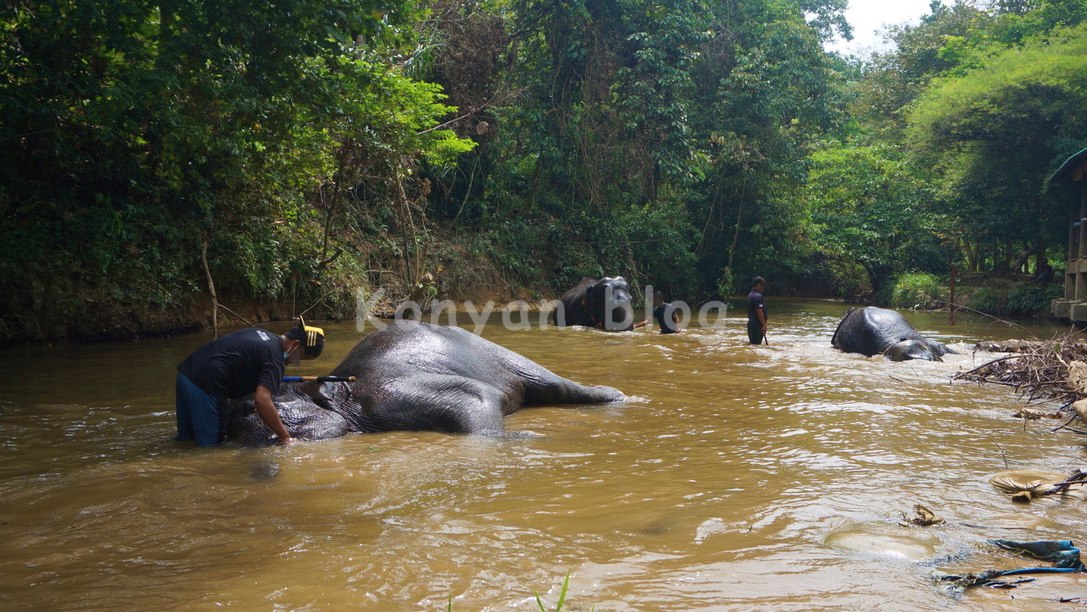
[0,0,472,339]
[806,144,947,294]
[687,0,845,293]
[908,22,1087,271]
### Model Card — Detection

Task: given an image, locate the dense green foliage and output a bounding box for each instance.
[887,272,945,310]
[807,0,1087,297]
[908,21,1087,272]
[1,0,472,339]
[964,281,1063,317]
[3,0,1086,341]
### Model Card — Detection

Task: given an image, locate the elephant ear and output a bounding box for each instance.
[585,281,603,303]
[582,281,608,325]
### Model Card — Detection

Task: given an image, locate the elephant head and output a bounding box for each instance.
[583,276,635,331]
[553,276,637,330]
[884,338,953,362]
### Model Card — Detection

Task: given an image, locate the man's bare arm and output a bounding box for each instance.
[254,385,293,445]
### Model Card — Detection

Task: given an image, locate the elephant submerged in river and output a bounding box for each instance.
[551,276,637,331]
[831,306,955,361]
[225,320,625,445]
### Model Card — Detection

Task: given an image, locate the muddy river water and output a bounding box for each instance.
[2,300,1087,610]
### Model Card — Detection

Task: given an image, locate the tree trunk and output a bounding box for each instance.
[201,239,218,339]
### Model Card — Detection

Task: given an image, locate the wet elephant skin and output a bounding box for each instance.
[831,306,955,362]
[226,320,625,445]
[551,276,636,331]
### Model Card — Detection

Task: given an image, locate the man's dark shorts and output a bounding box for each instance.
[175,372,224,447]
[747,318,764,345]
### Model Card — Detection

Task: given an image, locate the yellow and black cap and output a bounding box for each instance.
[286,317,325,359]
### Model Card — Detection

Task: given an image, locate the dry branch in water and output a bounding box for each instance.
[956,334,1087,412]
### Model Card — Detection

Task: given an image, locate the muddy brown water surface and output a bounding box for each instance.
[2,300,1087,610]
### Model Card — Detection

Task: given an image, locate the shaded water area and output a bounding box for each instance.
[3,299,1087,610]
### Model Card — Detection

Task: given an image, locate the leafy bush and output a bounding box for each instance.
[888,272,945,309]
[826,257,872,300]
[965,287,1004,314]
[620,196,699,298]
[717,267,737,300]
[963,282,1061,317]
[970,282,1062,317]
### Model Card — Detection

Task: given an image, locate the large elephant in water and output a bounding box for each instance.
[831,307,955,361]
[551,276,636,331]
[225,320,625,445]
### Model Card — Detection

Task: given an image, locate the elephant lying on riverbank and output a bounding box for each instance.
[831,307,955,361]
[551,276,636,331]
[225,320,625,444]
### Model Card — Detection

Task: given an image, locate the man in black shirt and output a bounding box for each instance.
[176,320,325,447]
[634,291,681,334]
[652,291,680,334]
[747,276,767,345]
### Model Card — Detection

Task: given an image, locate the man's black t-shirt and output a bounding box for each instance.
[653,303,678,334]
[177,328,285,401]
[747,290,766,322]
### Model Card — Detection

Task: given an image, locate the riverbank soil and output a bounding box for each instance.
[0,234,522,346]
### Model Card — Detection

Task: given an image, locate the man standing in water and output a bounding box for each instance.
[175,319,325,447]
[633,290,681,333]
[652,290,680,334]
[747,276,768,345]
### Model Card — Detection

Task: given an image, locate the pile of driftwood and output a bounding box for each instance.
[954,336,1087,507]
[956,335,1087,426]
[956,336,1087,505]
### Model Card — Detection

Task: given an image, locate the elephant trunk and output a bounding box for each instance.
[521,371,625,406]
